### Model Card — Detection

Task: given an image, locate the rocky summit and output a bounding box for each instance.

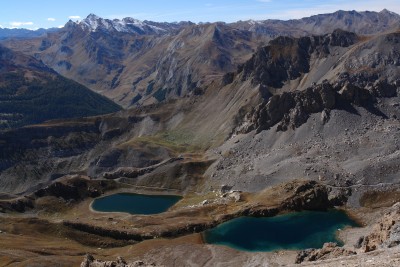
[0,7,400,267]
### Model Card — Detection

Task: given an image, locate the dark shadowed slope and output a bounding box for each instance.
[0,45,121,129]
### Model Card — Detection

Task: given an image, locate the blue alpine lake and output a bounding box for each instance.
[91,193,182,215]
[203,210,358,252]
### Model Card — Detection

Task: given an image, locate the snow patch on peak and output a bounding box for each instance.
[122,17,144,25]
[79,14,150,33]
[80,14,103,31]
[73,14,189,35]
[87,13,100,19]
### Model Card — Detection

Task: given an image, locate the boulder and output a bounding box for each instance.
[338,83,372,106]
[372,80,397,97]
[80,255,157,267]
[321,109,330,124]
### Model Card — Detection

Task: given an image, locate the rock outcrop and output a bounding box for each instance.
[229,29,400,134]
[237,83,335,132]
[296,242,357,263]
[239,30,358,87]
[0,176,118,212]
[281,180,338,211]
[0,196,34,212]
[296,202,400,264]
[358,202,400,252]
[81,254,157,267]
[33,176,117,201]
[236,78,399,133]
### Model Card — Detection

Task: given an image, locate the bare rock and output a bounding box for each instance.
[243,83,339,133]
[327,187,351,206]
[295,242,356,264]
[225,191,242,202]
[372,80,397,98]
[282,181,333,211]
[328,29,358,47]
[321,109,331,124]
[361,202,400,252]
[384,222,400,248]
[81,254,95,267]
[80,255,157,267]
[221,72,235,86]
[220,185,233,194]
[338,83,372,106]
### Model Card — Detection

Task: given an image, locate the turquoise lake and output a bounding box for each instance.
[91,193,182,215]
[203,210,358,252]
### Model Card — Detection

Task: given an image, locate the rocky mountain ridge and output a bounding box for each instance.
[221,29,400,133]
[0,27,59,40]
[232,9,400,36]
[2,10,399,107]
[72,9,400,37]
[75,13,193,35]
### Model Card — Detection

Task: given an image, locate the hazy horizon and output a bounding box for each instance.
[1,0,399,30]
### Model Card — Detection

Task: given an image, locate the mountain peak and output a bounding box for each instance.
[86,13,100,19]
[379,8,399,16]
[70,13,190,35]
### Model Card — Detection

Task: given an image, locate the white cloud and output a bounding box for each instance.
[47,18,56,22]
[9,21,34,27]
[58,25,64,28]
[68,15,81,20]
[0,24,3,28]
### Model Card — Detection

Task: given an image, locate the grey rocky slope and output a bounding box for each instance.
[1,28,400,207]
[205,30,400,205]
[1,10,399,108]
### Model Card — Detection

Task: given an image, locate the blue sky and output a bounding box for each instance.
[1,0,399,30]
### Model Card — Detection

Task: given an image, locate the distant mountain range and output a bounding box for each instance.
[1,9,399,108]
[0,27,59,40]
[66,9,400,36]
[231,9,400,36]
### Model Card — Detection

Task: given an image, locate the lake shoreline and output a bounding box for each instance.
[91,192,182,215]
[203,210,358,252]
